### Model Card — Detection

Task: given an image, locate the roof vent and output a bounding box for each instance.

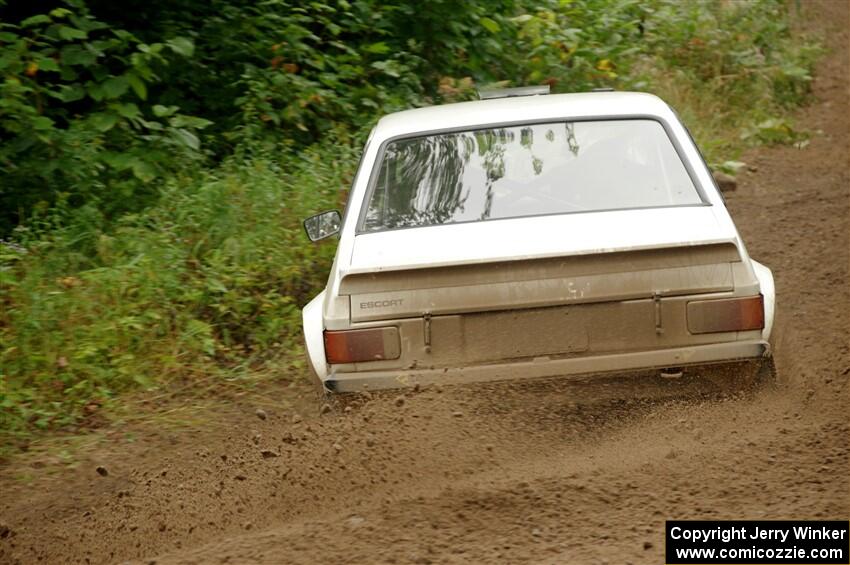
[477,85,550,100]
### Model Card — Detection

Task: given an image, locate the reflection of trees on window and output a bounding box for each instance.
[475,128,511,184]
[520,126,544,177]
[565,122,580,156]
[367,129,514,229]
[477,129,510,220]
[391,135,469,227]
[365,135,468,230]
[362,119,696,233]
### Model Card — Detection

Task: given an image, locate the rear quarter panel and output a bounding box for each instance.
[302,290,328,380]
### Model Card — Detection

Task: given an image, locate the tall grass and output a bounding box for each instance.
[1,137,356,444]
[634,1,820,163]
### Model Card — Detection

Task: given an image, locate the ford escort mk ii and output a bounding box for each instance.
[301,90,775,393]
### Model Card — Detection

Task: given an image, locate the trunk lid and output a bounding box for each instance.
[343,207,743,323]
[347,206,733,273]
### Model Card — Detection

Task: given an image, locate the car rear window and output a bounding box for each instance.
[360,119,702,233]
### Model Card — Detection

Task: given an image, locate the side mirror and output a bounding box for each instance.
[303,210,342,242]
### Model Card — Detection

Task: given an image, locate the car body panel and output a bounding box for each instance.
[751,259,775,341]
[324,341,770,393]
[302,290,328,381]
[347,205,730,273]
[347,262,736,322]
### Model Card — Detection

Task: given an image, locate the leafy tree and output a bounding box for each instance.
[0,0,209,234]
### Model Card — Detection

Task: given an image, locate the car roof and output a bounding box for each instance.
[372,91,674,141]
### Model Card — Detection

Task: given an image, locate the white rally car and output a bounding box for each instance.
[302,88,775,393]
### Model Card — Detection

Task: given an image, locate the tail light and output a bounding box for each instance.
[324,327,401,364]
[687,295,764,334]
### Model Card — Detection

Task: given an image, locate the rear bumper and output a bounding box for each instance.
[323,340,771,393]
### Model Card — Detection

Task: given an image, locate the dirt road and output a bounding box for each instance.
[1,2,848,564]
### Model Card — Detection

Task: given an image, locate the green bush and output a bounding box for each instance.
[0,1,210,234]
[0,135,355,439]
[0,0,816,235]
[627,0,819,161]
